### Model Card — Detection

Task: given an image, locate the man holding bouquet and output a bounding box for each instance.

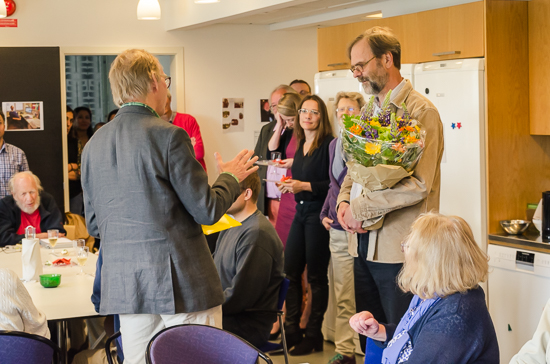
[336,26,444,351]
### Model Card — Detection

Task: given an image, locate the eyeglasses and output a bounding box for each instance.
[163,75,171,88]
[298,109,320,116]
[350,56,376,73]
[270,104,278,112]
[336,107,358,113]
[400,242,409,252]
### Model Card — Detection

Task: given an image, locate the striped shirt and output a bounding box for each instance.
[0,142,29,199]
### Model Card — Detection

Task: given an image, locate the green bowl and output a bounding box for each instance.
[39,274,61,288]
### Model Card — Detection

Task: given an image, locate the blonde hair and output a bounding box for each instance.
[109,49,162,107]
[9,171,43,194]
[335,92,366,113]
[277,93,302,118]
[398,212,489,299]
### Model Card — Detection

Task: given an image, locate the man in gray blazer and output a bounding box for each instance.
[81,49,258,364]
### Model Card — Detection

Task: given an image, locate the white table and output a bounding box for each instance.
[0,247,99,363]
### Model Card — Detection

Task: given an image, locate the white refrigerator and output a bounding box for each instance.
[412,58,487,252]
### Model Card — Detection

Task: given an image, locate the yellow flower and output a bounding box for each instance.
[350,124,363,135]
[370,120,381,127]
[365,142,381,155]
[405,135,417,143]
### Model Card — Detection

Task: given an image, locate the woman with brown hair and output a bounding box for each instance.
[279,95,334,355]
[67,106,94,215]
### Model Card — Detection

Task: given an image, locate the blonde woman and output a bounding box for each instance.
[349,213,499,363]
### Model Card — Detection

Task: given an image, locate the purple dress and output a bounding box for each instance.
[275,134,297,247]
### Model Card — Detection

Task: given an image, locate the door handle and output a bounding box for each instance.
[433,51,461,56]
[327,62,349,67]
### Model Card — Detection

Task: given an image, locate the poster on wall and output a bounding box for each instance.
[222,98,244,132]
[2,102,44,130]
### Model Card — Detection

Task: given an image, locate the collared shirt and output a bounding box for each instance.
[0,142,29,199]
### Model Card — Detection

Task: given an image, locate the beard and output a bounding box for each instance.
[358,61,389,95]
[15,195,40,215]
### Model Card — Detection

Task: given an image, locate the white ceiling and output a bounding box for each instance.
[164,0,480,31]
[223,0,386,26]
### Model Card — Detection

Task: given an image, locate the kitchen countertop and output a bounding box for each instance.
[489,232,550,253]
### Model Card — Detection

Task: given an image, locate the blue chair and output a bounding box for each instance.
[255,278,290,364]
[145,324,273,364]
[364,337,384,363]
[0,330,61,364]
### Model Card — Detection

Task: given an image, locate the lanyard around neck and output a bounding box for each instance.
[121,102,160,119]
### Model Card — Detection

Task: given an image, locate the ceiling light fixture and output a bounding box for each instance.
[194,0,220,3]
[365,11,383,19]
[0,2,7,18]
[137,0,161,20]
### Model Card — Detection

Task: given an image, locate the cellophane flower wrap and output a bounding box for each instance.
[341,89,426,193]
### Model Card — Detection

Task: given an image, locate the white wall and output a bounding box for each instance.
[0,0,318,182]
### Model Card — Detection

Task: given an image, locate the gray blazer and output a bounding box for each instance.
[81,105,240,315]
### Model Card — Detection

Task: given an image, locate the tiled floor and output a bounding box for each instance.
[268,341,364,364]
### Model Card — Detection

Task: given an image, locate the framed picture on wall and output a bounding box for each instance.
[2,101,44,131]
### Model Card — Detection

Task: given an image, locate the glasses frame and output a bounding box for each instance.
[164,75,172,88]
[336,107,358,113]
[350,55,376,74]
[298,108,320,116]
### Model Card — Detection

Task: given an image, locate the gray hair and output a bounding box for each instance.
[270,84,297,99]
[335,91,366,113]
[9,171,43,194]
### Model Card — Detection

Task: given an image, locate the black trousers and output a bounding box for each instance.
[284,201,331,338]
[354,232,413,352]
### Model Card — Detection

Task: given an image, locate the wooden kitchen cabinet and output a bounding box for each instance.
[317,1,484,70]
[317,24,356,72]
[409,2,484,63]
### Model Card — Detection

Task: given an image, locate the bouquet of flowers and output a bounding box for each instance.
[341,89,426,193]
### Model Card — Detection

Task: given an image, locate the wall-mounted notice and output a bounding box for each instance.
[2,102,44,131]
[222,98,244,132]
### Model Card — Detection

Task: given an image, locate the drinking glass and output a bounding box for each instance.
[48,229,59,250]
[271,151,282,162]
[76,247,89,275]
[73,239,85,253]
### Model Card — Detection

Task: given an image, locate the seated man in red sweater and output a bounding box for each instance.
[161,90,207,172]
[0,171,65,246]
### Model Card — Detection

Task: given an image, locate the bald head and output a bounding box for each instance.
[9,172,42,214]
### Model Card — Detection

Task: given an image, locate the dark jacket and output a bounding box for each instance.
[81,105,240,315]
[380,287,499,364]
[254,121,276,215]
[0,192,66,247]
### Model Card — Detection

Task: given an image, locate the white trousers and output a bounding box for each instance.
[329,228,357,357]
[119,305,223,364]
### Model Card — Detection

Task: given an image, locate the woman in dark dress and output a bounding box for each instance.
[280,95,334,355]
[67,106,93,215]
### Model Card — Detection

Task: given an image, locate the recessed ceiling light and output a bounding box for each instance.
[195,0,220,3]
[365,11,383,19]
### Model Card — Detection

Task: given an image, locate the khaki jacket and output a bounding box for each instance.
[337,79,444,263]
